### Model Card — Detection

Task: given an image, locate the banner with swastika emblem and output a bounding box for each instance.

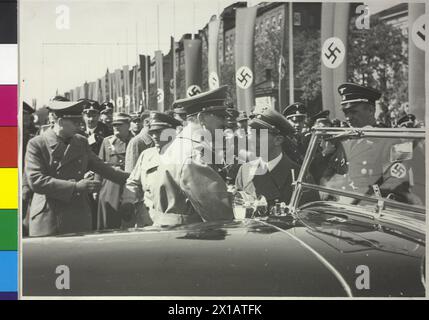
[235,6,257,114]
[208,16,220,90]
[184,38,202,98]
[155,50,164,112]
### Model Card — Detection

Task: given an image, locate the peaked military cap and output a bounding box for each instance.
[173,107,187,115]
[282,102,307,120]
[148,111,182,132]
[397,114,416,127]
[250,105,294,137]
[172,85,229,117]
[100,101,114,114]
[48,96,85,119]
[308,110,330,127]
[80,99,101,114]
[129,112,142,121]
[140,110,151,121]
[338,83,381,108]
[23,101,35,114]
[111,112,131,125]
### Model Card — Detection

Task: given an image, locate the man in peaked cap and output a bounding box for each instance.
[121,112,182,227]
[235,105,319,208]
[129,112,143,137]
[96,112,134,230]
[397,114,418,128]
[282,102,311,158]
[81,99,112,155]
[150,85,234,226]
[24,98,129,236]
[337,82,382,128]
[99,101,114,131]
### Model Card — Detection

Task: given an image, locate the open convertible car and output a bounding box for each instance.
[22,127,426,297]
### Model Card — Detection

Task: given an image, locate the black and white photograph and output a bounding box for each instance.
[20,0,427,298]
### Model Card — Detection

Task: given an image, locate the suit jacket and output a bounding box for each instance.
[235,153,319,206]
[25,128,129,236]
[151,124,234,226]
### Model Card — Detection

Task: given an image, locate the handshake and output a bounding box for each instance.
[75,179,101,193]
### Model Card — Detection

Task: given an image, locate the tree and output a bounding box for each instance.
[348,16,408,110]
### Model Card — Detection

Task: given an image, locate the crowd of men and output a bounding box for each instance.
[22,82,424,237]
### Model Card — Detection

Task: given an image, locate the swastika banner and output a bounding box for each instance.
[155,50,164,112]
[235,6,257,114]
[184,38,202,98]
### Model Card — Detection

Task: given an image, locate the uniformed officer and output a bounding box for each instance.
[235,106,319,208]
[81,99,112,155]
[173,107,187,125]
[124,110,154,173]
[121,112,182,227]
[97,113,134,229]
[397,114,418,128]
[99,101,114,133]
[22,102,39,236]
[129,112,143,137]
[236,111,248,131]
[321,83,421,205]
[150,85,234,226]
[24,99,129,237]
[282,102,310,158]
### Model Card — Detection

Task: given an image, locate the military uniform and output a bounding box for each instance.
[25,100,128,237]
[151,86,234,226]
[97,113,133,230]
[282,102,310,158]
[236,106,319,207]
[124,128,154,172]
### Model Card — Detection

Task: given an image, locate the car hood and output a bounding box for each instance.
[22,202,425,297]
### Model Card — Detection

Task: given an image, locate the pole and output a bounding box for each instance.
[288,2,294,104]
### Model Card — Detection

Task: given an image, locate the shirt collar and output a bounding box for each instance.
[265,153,283,172]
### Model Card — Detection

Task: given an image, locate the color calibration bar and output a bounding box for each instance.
[0,0,18,300]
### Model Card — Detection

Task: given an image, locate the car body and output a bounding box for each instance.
[22,127,426,298]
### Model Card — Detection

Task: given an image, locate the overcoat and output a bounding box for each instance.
[25,128,128,236]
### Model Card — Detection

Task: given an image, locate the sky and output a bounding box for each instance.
[20,0,403,108]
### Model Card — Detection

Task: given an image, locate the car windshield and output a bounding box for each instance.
[290,128,426,214]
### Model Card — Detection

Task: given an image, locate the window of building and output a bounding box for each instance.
[293,12,301,26]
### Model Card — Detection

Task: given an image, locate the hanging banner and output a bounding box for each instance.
[184,38,202,97]
[278,3,288,111]
[234,6,257,114]
[114,69,123,111]
[101,75,107,102]
[139,54,150,109]
[208,16,221,90]
[155,50,164,111]
[123,65,131,113]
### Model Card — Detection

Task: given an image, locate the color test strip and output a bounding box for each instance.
[0,0,18,300]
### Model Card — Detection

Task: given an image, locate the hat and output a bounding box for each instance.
[282,102,307,120]
[111,112,131,125]
[308,110,330,127]
[250,105,294,137]
[48,96,85,119]
[80,99,101,114]
[397,114,416,128]
[100,101,114,115]
[129,112,142,121]
[172,85,229,117]
[148,111,182,132]
[236,111,248,122]
[140,110,151,121]
[23,102,35,114]
[338,83,381,108]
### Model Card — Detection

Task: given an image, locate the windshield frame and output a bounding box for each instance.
[289,127,426,215]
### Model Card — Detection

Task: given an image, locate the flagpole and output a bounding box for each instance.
[288,2,294,104]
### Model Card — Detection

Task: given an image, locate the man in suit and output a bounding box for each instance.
[151,85,234,226]
[235,106,319,208]
[25,99,129,237]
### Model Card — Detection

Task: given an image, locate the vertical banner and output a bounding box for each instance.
[208,16,221,90]
[170,36,177,101]
[320,2,335,118]
[155,50,164,112]
[101,75,107,102]
[332,3,350,117]
[88,82,94,101]
[114,69,123,111]
[94,79,100,102]
[139,55,149,109]
[408,3,426,121]
[234,6,257,114]
[84,82,89,99]
[278,3,288,111]
[123,65,131,113]
[131,65,137,113]
[184,38,202,97]
[108,70,115,104]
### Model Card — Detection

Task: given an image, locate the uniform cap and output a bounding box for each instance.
[100,101,114,114]
[236,111,248,122]
[47,96,85,119]
[172,85,229,117]
[148,111,182,132]
[282,102,307,120]
[397,114,416,127]
[338,83,381,108]
[129,112,142,121]
[80,99,101,114]
[250,105,294,137]
[111,112,131,125]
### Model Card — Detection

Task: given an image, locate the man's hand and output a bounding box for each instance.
[119,202,135,222]
[75,179,101,194]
